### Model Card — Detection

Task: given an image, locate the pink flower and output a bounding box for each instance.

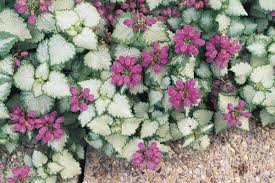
[10,105,37,133]
[112,56,142,88]
[185,0,208,9]
[161,7,180,18]
[132,142,163,171]
[159,7,180,22]
[7,165,30,182]
[223,100,250,127]
[20,51,29,57]
[27,12,37,24]
[70,87,94,112]
[40,0,52,13]
[15,0,28,14]
[141,42,169,73]
[6,178,16,183]
[173,25,205,56]
[120,0,149,14]
[123,13,156,32]
[94,0,149,25]
[15,59,21,67]
[272,12,275,16]
[15,0,51,24]
[35,112,64,143]
[210,78,236,110]
[211,78,235,97]
[205,34,241,68]
[168,80,201,110]
[12,166,30,179]
[14,51,29,67]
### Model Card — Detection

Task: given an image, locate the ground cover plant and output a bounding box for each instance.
[0,0,274,182]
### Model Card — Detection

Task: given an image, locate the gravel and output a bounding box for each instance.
[0,144,78,183]
[1,124,274,183]
[83,124,275,183]
[0,145,35,183]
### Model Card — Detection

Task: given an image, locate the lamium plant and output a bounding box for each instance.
[0,0,274,182]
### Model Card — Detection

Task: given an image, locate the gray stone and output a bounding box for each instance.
[83,127,275,183]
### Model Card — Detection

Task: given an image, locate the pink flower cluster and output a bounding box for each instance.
[40,0,52,12]
[14,51,29,67]
[211,79,235,97]
[123,13,156,32]
[210,78,235,110]
[185,0,208,9]
[173,25,205,56]
[15,0,52,24]
[272,12,275,16]
[132,142,163,171]
[10,105,65,143]
[94,0,148,25]
[70,87,94,112]
[120,0,149,14]
[205,34,241,68]
[35,112,64,143]
[161,7,180,18]
[94,0,117,24]
[7,165,30,183]
[141,42,169,73]
[168,80,201,110]
[159,7,180,22]
[223,100,250,127]
[112,56,142,88]
[10,105,37,133]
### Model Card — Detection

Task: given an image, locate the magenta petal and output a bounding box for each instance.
[79,102,88,111]
[70,96,78,104]
[48,112,56,123]
[20,51,29,57]
[227,103,235,112]
[123,18,134,27]
[183,98,191,107]
[223,113,230,120]
[194,39,205,46]
[147,161,156,170]
[15,59,21,66]
[7,178,16,183]
[82,88,90,97]
[55,116,64,124]
[16,6,27,14]
[179,44,188,52]
[27,111,36,118]
[152,64,161,73]
[152,42,159,52]
[70,87,78,96]
[12,167,21,177]
[138,143,145,150]
[39,127,47,135]
[27,14,37,24]
[86,94,94,102]
[237,100,246,110]
[228,119,235,126]
[145,18,156,26]
[36,133,42,141]
[70,103,79,112]
[241,111,250,118]
[236,120,242,127]
[53,129,64,138]
[45,132,54,143]
[20,166,30,177]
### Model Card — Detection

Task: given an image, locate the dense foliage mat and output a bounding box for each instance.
[0,0,274,182]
